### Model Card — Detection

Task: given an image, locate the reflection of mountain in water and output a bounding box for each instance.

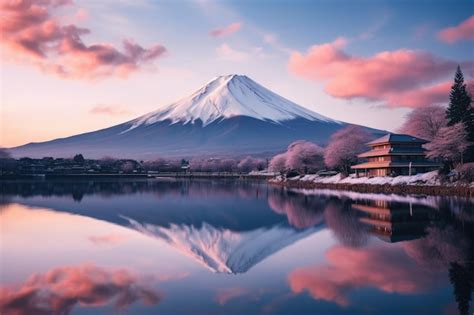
[2,179,474,312]
[127,219,319,273]
[3,179,473,278]
[1,179,326,274]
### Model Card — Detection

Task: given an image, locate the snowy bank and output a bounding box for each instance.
[296,171,441,186]
[270,171,473,197]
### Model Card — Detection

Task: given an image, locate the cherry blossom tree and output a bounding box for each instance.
[426,123,469,166]
[324,126,371,174]
[399,105,447,141]
[219,159,237,172]
[189,158,237,172]
[121,161,135,173]
[285,140,325,174]
[237,156,265,173]
[268,153,287,175]
[269,141,324,175]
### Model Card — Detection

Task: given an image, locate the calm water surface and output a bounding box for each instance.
[0,179,473,315]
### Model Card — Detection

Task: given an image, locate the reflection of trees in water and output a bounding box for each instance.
[450,262,474,315]
[324,199,369,248]
[403,226,468,269]
[0,196,12,210]
[356,196,474,314]
[286,193,474,312]
[267,189,326,229]
[0,179,269,203]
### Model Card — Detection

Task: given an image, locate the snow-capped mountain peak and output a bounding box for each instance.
[125,74,338,131]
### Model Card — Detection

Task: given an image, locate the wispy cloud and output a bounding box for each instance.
[88,233,130,245]
[438,15,474,43]
[89,105,133,116]
[216,43,249,61]
[356,12,390,40]
[209,22,242,37]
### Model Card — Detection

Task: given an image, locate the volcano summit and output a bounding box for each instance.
[11,75,377,159]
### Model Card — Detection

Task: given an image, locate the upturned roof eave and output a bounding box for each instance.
[357,150,427,158]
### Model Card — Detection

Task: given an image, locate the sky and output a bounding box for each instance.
[1,0,473,147]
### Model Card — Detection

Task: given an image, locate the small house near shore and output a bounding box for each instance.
[351,134,439,177]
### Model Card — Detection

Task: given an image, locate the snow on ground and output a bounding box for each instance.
[249,170,279,176]
[280,170,443,186]
[289,188,442,208]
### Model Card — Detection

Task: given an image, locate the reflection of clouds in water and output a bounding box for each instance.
[324,200,369,248]
[215,287,248,305]
[288,244,445,306]
[215,287,268,306]
[0,264,162,315]
[267,192,325,229]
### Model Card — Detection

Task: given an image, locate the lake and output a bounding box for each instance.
[0,179,473,315]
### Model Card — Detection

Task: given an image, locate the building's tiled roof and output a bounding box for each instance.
[358,147,426,158]
[351,161,390,169]
[368,133,428,146]
[351,161,440,169]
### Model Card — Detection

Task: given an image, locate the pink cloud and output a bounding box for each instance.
[89,105,133,116]
[0,0,166,80]
[210,22,242,37]
[438,15,474,43]
[0,264,161,315]
[288,39,471,108]
[288,244,444,306]
[386,81,452,108]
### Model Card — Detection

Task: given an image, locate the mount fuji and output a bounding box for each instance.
[11,74,380,159]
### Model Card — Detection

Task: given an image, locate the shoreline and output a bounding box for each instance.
[270,179,473,198]
[0,173,274,180]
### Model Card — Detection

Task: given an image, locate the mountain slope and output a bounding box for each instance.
[10,75,380,159]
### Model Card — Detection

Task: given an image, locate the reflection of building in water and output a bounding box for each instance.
[352,199,438,243]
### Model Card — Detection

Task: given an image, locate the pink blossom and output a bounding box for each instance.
[399,105,447,141]
[324,126,371,173]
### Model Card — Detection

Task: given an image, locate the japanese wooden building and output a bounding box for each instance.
[351,133,439,177]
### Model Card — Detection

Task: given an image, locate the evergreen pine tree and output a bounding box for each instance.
[446,66,474,162]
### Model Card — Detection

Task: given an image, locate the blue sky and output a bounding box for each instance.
[1,0,473,146]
